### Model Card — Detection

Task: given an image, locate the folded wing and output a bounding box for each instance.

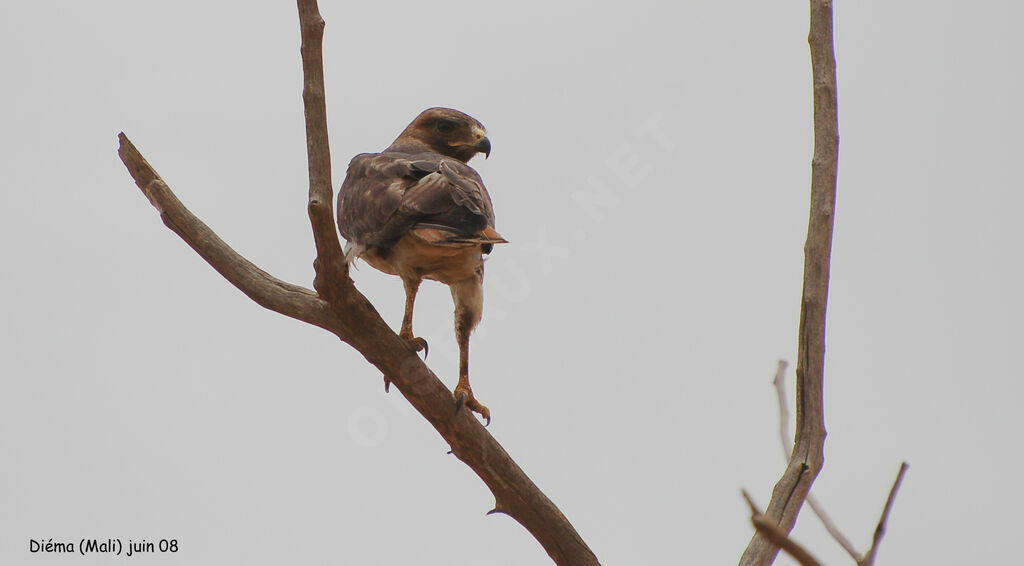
[337,152,505,252]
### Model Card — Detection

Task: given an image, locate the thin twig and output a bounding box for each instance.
[858,463,909,566]
[773,360,862,561]
[742,490,824,566]
[773,360,791,459]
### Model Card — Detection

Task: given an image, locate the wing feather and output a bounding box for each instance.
[337,151,501,251]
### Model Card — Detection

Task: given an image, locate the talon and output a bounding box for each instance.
[384,379,391,393]
[468,401,490,426]
[402,336,428,358]
[453,386,490,425]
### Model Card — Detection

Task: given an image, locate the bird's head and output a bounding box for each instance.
[396,107,491,162]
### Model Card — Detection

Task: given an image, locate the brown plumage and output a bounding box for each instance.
[337,108,505,424]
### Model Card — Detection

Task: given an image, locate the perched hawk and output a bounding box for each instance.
[337,108,506,424]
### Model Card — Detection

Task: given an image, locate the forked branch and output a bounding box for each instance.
[116,1,598,564]
[118,136,332,330]
[296,0,350,304]
[772,361,909,565]
[743,490,823,566]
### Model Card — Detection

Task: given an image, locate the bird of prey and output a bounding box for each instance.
[337,108,506,424]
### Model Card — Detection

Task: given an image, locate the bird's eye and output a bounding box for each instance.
[435,120,455,134]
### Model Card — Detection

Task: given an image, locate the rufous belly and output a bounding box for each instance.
[361,229,483,284]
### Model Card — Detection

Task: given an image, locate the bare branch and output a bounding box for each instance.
[117,134,332,331]
[739,0,839,563]
[859,463,909,566]
[773,360,791,458]
[116,2,599,564]
[773,361,861,561]
[297,0,349,305]
[742,490,824,566]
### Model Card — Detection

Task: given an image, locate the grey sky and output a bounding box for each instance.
[2,1,1022,564]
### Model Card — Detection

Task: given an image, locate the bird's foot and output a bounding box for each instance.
[401,335,429,359]
[454,386,491,426]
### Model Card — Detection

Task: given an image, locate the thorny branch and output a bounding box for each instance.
[117,1,598,564]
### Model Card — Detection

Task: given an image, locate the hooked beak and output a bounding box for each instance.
[475,136,491,159]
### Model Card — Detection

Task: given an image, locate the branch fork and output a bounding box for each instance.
[117,1,598,564]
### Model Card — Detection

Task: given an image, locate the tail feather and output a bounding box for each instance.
[411,225,508,247]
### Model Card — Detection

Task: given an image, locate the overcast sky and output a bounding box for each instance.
[3,1,1022,564]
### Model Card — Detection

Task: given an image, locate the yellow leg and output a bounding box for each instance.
[450,273,490,425]
[400,276,428,356]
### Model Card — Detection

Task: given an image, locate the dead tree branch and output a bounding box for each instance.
[773,361,860,560]
[296,1,350,305]
[773,362,910,564]
[738,0,839,563]
[118,136,334,330]
[859,463,908,566]
[116,1,598,564]
[743,490,823,566]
